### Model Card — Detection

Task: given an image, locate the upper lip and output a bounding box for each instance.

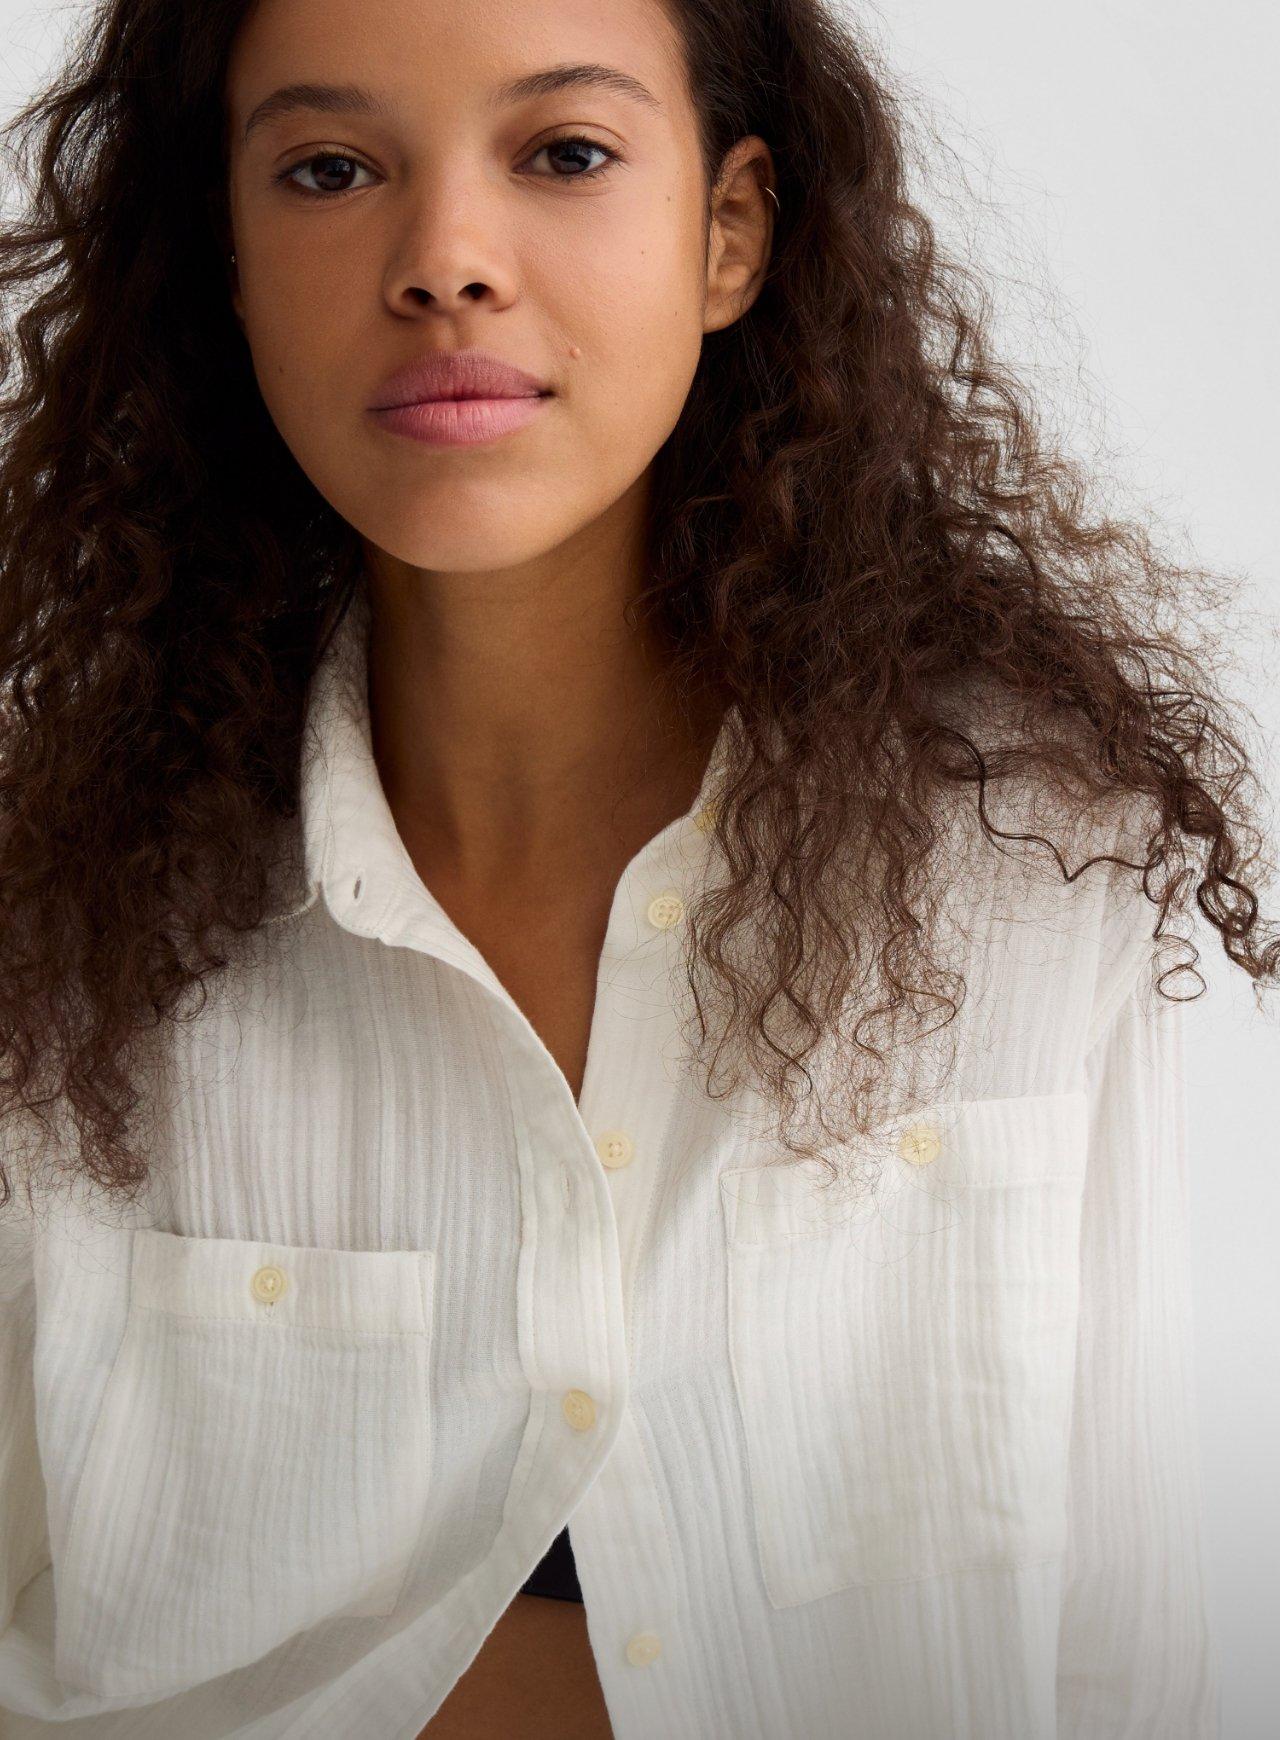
[369,348,551,409]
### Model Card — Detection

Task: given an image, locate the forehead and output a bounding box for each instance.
[226,0,689,124]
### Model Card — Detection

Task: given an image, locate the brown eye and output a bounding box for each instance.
[524,135,620,181]
[277,154,376,199]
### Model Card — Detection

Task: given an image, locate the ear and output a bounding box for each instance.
[704,137,778,335]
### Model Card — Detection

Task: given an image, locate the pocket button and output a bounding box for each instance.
[897,1123,942,1166]
[250,1264,288,1304]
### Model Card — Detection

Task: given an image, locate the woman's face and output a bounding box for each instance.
[224,0,772,574]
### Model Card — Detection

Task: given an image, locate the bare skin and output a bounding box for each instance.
[417,1590,611,1740]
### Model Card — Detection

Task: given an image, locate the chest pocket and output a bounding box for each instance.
[720,1090,1089,1609]
[45,1226,435,1701]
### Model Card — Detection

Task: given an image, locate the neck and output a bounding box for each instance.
[360,542,729,898]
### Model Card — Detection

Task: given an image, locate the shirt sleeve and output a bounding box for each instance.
[0,1195,49,1637]
[1056,926,1223,1736]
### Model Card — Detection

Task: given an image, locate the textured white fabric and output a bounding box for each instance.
[0,584,1221,1737]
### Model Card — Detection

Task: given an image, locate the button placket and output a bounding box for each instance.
[565,1407,681,1706]
[557,844,688,1697]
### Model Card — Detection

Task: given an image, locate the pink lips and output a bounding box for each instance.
[368,347,553,448]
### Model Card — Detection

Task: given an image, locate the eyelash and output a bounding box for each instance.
[273,134,622,200]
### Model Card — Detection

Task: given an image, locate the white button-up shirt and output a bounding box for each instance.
[0,583,1221,1737]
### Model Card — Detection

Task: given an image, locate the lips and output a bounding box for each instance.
[369,348,550,410]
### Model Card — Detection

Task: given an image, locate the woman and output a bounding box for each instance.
[0,0,1271,1734]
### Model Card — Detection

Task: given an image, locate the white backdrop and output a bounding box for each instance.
[854,7,1279,1736]
[2,2,1277,1735]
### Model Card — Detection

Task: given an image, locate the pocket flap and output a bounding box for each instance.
[721,1090,1089,1247]
[131,1228,433,1334]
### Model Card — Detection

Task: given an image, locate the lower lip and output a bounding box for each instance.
[369,394,551,446]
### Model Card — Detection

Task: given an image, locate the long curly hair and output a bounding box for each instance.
[0,0,1275,1211]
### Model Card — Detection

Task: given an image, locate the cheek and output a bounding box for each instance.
[240,286,345,454]
[560,231,706,452]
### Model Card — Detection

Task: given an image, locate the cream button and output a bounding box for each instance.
[562,1389,597,1432]
[250,1264,287,1303]
[596,1129,635,1170]
[897,1122,942,1167]
[625,1631,663,1667]
[646,891,685,930]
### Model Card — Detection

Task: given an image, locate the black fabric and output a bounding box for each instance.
[519,1524,583,1602]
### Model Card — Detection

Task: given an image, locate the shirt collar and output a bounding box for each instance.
[265,577,372,928]
[267,580,733,997]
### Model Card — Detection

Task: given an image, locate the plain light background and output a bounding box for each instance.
[2,1,1277,1735]
[851,8,1279,1736]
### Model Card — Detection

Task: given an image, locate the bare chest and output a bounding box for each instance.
[432,881,614,1105]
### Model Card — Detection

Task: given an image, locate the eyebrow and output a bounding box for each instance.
[242,63,663,143]
[489,63,663,115]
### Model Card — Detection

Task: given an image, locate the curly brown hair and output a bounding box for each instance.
[0,0,1275,1213]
